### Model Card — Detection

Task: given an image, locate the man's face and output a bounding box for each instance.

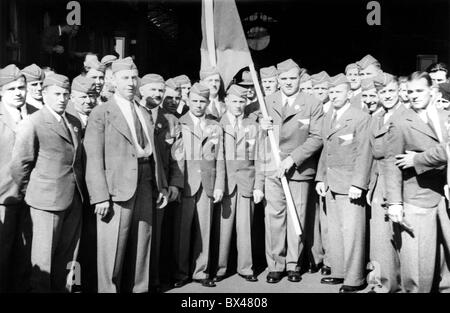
[436,92,450,110]
[361,88,379,112]
[104,68,114,84]
[313,82,329,103]
[378,81,399,110]
[163,87,182,109]
[43,85,70,114]
[245,86,256,100]
[360,64,381,79]
[329,83,351,110]
[278,67,300,97]
[71,90,97,115]
[113,69,138,100]
[86,69,105,94]
[430,71,447,86]
[1,77,27,109]
[346,68,361,90]
[399,82,409,103]
[299,80,313,95]
[181,83,192,100]
[407,78,434,110]
[27,80,43,101]
[203,74,221,98]
[225,94,246,117]
[140,82,165,106]
[188,92,209,117]
[262,77,278,96]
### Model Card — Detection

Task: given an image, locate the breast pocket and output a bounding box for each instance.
[297,118,310,129]
[338,133,354,146]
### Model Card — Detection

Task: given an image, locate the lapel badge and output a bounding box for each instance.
[294,105,300,111]
[73,126,78,133]
[157,123,162,129]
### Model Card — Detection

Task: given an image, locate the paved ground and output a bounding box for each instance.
[166,269,372,293]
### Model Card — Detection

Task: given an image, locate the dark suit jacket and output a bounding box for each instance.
[316,104,372,194]
[11,106,84,211]
[414,142,447,174]
[84,97,168,205]
[384,107,449,208]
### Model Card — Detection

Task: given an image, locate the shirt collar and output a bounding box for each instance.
[4,103,22,124]
[333,101,352,120]
[189,111,205,127]
[45,104,65,122]
[226,111,243,128]
[281,91,299,107]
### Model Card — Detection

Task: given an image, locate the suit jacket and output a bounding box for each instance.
[65,101,87,138]
[413,142,447,174]
[244,100,260,122]
[84,97,168,205]
[178,114,225,198]
[384,107,449,208]
[11,106,84,211]
[26,103,40,115]
[261,90,323,181]
[151,106,184,189]
[350,92,368,112]
[316,104,372,194]
[205,99,226,120]
[219,113,264,197]
[0,103,23,205]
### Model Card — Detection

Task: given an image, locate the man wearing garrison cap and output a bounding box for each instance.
[311,71,330,104]
[0,64,32,292]
[174,74,191,117]
[65,75,97,132]
[260,66,278,97]
[139,73,184,292]
[100,55,118,103]
[84,59,106,105]
[200,66,226,119]
[259,58,324,283]
[22,64,45,113]
[360,78,380,114]
[346,63,367,112]
[299,73,313,96]
[11,73,84,292]
[84,57,169,293]
[315,74,371,292]
[212,84,264,283]
[162,78,183,118]
[172,82,225,288]
[238,70,259,121]
[357,54,382,79]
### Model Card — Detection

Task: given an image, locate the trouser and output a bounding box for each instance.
[173,186,213,280]
[396,202,439,293]
[29,192,82,293]
[97,161,154,293]
[368,179,401,293]
[264,176,310,272]
[0,203,32,292]
[216,189,254,277]
[437,197,450,292]
[307,192,330,268]
[326,190,366,287]
[79,202,97,293]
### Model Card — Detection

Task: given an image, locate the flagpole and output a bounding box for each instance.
[205,0,216,67]
[248,63,302,236]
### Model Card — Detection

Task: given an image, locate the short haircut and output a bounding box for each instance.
[426,62,448,77]
[398,76,408,84]
[408,71,433,87]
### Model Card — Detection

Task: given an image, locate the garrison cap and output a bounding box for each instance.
[22,64,45,82]
[276,59,300,74]
[101,55,118,66]
[328,73,349,88]
[174,74,191,86]
[190,82,210,98]
[42,73,70,89]
[227,84,247,99]
[0,64,24,87]
[140,74,165,87]
[373,72,395,87]
[300,73,311,83]
[311,71,330,86]
[71,75,96,93]
[111,57,138,73]
[356,54,379,70]
[85,59,106,73]
[165,78,181,90]
[260,66,278,79]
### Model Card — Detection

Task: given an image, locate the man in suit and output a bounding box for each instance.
[260,66,278,97]
[65,75,97,132]
[299,73,313,96]
[315,74,372,293]
[161,78,183,118]
[0,65,32,292]
[172,82,225,288]
[384,71,449,293]
[22,64,45,113]
[259,59,323,283]
[139,73,184,292]
[83,59,106,106]
[214,84,264,283]
[84,57,168,293]
[11,74,84,292]
[201,67,226,120]
[346,63,367,112]
[366,73,405,293]
[311,71,331,113]
[174,74,191,118]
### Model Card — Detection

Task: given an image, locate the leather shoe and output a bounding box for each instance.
[339,284,367,293]
[287,271,302,282]
[212,275,225,282]
[320,277,344,285]
[173,278,190,288]
[239,274,258,282]
[266,271,283,283]
[193,278,216,287]
[321,265,331,276]
[308,263,320,273]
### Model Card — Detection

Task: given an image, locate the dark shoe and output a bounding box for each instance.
[173,278,191,288]
[239,274,258,282]
[193,278,216,287]
[266,271,283,283]
[212,275,225,282]
[339,284,367,293]
[320,277,344,285]
[308,263,320,273]
[321,265,331,276]
[287,271,302,282]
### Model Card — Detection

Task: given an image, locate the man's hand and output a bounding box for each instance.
[260,117,273,131]
[387,204,404,223]
[53,45,64,54]
[94,201,111,218]
[277,156,295,178]
[253,189,264,204]
[168,186,180,202]
[156,188,169,209]
[348,186,362,200]
[395,150,417,169]
[213,189,224,203]
[315,182,326,197]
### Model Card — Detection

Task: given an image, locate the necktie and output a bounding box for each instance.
[210,100,219,118]
[61,116,73,144]
[281,99,288,120]
[330,110,337,129]
[130,101,148,149]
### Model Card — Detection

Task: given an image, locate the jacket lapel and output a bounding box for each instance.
[43,106,73,144]
[65,114,79,149]
[220,113,235,140]
[406,110,438,142]
[268,94,283,124]
[107,98,134,145]
[0,102,17,132]
[283,94,304,122]
[326,106,353,139]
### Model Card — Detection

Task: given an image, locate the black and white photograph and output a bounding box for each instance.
[1,0,450,304]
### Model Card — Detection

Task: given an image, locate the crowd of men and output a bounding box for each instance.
[1,52,450,293]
